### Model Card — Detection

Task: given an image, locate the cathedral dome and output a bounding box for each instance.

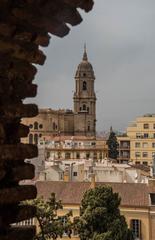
[75,46,95,79]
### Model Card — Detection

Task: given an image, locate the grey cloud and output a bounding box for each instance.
[28,0,155,132]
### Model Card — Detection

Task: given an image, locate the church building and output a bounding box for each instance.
[22,47,97,144]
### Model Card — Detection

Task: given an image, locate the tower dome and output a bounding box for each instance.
[75,46,95,79]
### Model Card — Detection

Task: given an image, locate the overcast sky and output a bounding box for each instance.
[30,0,155,132]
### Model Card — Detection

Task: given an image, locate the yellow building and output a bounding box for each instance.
[36,180,155,240]
[127,114,155,166]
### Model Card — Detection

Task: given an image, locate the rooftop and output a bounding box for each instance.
[36,181,155,207]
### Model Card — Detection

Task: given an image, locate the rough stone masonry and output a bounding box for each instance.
[0,0,94,239]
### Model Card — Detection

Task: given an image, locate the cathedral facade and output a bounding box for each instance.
[22,48,97,144]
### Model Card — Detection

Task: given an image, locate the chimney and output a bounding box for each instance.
[90,173,96,189]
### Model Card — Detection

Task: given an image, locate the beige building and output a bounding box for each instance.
[36,180,155,240]
[127,114,155,166]
[22,47,97,144]
[41,135,108,162]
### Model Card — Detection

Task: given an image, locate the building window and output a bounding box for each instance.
[88,125,90,131]
[152,152,155,158]
[39,134,42,138]
[135,161,140,165]
[29,134,33,144]
[135,152,141,158]
[83,81,87,90]
[93,152,97,160]
[65,152,71,159]
[135,142,140,148]
[39,124,43,129]
[34,122,38,130]
[46,151,50,159]
[150,193,155,205]
[142,142,148,148]
[58,152,61,159]
[130,219,141,239]
[143,133,148,138]
[86,153,90,159]
[73,172,77,177]
[153,124,155,129]
[142,152,148,158]
[34,134,38,145]
[153,133,155,139]
[76,153,80,159]
[53,122,56,130]
[83,104,86,111]
[143,161,148,166]
[136,133,141,139]
[152,143,155,148]
[87,107,89,113]
[144,123,149,129]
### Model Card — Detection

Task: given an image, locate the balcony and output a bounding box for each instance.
[119,146,130,150]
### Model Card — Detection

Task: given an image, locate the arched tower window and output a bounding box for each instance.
[34,134,38,145]
[83,104,86,111]
[83,81,87,91]
[34,122,38,130]
[29,134,33,144]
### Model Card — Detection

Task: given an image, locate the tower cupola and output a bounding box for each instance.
[75,45,95,79]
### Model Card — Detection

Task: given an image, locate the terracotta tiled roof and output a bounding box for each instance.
[36,181,155,207]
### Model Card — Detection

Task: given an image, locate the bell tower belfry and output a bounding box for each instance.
[73,46,96,136]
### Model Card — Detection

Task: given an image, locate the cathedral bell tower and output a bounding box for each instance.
[73,46,96,136]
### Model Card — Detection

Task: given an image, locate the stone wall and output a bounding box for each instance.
[0,1,94,239]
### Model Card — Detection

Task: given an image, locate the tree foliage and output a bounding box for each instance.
[27,193,72,240]
[74,186,133,240]
[106,129,119,159]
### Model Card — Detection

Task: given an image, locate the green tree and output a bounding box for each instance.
[74,186,133,240]
[27,193,72,240]
[106,127,119,159]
